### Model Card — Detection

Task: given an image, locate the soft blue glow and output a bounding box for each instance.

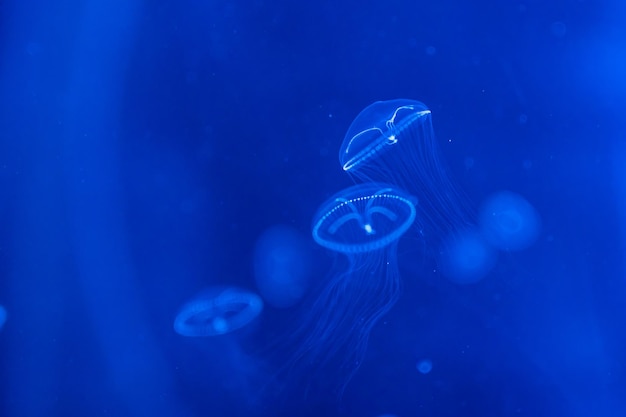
[174,287,263,337]
[416,359,433,374]
[340,99,431,172]
[438,228,498,284]
[479,191,541,252]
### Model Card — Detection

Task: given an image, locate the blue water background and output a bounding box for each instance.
[1,0,625,416]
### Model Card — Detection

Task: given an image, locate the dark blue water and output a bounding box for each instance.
[1,0,625,416]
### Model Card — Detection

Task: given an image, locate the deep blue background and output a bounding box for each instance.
[1,0,625,416]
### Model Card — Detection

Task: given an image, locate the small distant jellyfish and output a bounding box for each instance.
[438,228,498,284]
[416,358,433,374]
[479,191,541,252]
[0,304,6,331]
[339,99,494,281]
[287,183,416,388]
[174,287,263,337]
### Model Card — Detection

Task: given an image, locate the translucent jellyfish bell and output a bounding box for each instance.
[340,99,496,282]
[287,183,416,389]
[312,184,416,253]
[340,99,469,236]
[174,287,263,337]
[340,99,431,173]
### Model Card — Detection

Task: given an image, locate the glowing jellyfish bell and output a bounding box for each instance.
[479,191,541,252]
[339,99,467,234]
[288,183,416,386]
[174,287,263,337]
[340,99,495,282]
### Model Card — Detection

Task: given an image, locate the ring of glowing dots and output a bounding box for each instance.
[173,287,263,337]
[312,183,417,254]
[340,99,431,172]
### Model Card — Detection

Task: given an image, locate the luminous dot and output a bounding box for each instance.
[364,223,374,234]
[417,359,433,374]
[212,317,229,334]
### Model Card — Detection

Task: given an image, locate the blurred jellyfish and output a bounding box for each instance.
[339,99,493,281]
[287,183,416,387]
[416,358,433,374]
[438,228,498,284]
[479,191,541,252]
[0,304,6,331]
[174,287,263,337]
[253,225,313,308]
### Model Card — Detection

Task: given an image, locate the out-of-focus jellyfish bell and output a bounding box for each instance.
[174,287,263,337]
[0,304,6,331]
[479,191,541,252]
[416,358,433,374]
[253,225,313,308]
[438,228,498,284]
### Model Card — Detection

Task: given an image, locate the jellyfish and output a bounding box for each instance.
[339,99,495,281]
[286,183,416,389]
[174,287,263,337]
[0,304,6,331]
[479,190,541,252]
[416,358,433,374]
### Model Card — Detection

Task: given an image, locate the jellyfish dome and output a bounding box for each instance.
[339,99,497,282]
[312,183,416,254]
[479,191,541,252]
[0,304,6,331]
[174,287,263,337]
[438,227,498,284]
[340,99,431,173]
[284,183,416,391]
[339,99,471,237]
